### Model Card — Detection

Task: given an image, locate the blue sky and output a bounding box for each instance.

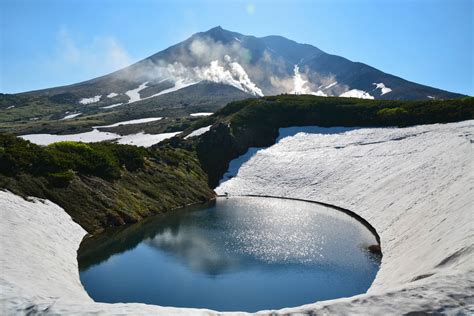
[1,0,472,95]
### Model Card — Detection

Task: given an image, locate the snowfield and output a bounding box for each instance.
[79,95,101,104]
[2,120,473,314]
[20,129,120,145]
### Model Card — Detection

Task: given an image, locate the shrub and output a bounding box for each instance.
[47,170,75,187]
[48,142,121,180]
[91,143,146,171]
[376,107,409,125]
[0,135,146,181]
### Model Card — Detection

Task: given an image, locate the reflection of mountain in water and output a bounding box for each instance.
[79,197,380,276]
[79,197,382,312]
[144,227,242,275]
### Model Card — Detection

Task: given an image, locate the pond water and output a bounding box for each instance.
[78,196,380,312]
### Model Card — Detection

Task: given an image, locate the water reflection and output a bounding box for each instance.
[79,197,380,312]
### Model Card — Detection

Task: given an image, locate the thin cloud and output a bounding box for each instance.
[246,3,256,15]
[52,27,132,75]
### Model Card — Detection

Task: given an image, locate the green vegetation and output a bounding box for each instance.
[0,134,214,233]
[0,135,146,181]
[224,95,474,129]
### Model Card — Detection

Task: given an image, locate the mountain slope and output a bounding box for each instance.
[20,26,464,105]
[2,26,466,135]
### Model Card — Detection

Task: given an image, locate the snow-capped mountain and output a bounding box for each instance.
[23,26,464,107]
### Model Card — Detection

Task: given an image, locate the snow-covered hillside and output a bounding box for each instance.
[1,121,473,314]
[217,120,474,313]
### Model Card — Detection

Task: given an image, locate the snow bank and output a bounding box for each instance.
[107,92,118,98]
[0,191,214,315]
[79,95,101,104]
[340,89,374,99]
[218,120,474,314]
[184,125,212,139]
[2,121,473,314]
[60,112,82,120]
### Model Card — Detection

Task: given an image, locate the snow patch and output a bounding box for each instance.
[373,82,392,95]
[6,105,15,109]
[340,89,374,99]
[234,37,242,42]
[20,129,120,145]
[20,127,177,147]
[116,131,181,147]
[95,117,163,128]
[21,117,168,146]
[184,125,212,139]
[101,103,123,109]
[124,80,198,102]
[60,113,82,120]
[107,92,118,98]
[79,95,101,104]
[125,82,148,104]
[190,112,213,117]
[146,79,198,98]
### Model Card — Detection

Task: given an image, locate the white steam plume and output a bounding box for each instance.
[290,65,326,96]
[194,56,263,96]
[142,55,263,97]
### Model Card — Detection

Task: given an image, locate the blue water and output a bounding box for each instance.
[78,196,380,312]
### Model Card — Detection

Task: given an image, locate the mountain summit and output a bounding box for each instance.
[23,26,464,108]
